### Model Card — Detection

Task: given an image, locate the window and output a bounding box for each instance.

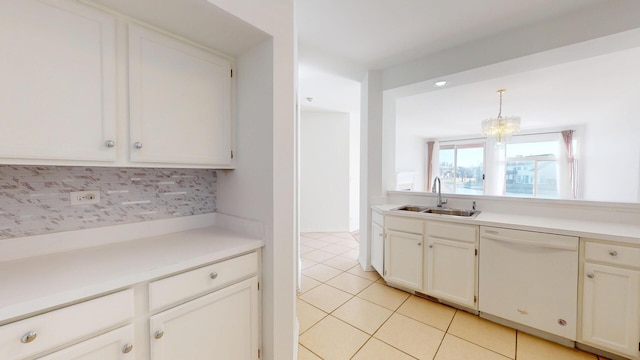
[438,143,484,195]
[505,140,559,198]
[430,132,574,199]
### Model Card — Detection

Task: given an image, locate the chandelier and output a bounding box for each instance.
[481,89,521,146]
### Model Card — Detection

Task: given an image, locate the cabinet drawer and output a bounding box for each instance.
[584,241,640,268]
[385,216,424,235]
[0,289,133,360]
[372,209,384,226]
[427,221,477,243]
[149,252,258,311]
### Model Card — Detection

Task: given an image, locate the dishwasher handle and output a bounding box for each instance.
[481,233,577,251]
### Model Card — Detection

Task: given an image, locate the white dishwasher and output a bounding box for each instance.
[479,226,579,341]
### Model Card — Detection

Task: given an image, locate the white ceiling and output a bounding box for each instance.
[296,0,603,70]
[295,0,640,141]
[395,46,640,139]
[295,0,633,117]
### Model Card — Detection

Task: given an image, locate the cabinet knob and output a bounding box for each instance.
[608,250,618,257]
[417,242,422,246]
[558,319,567,326]
[20,331,37,343]
[133,142,143,149]
[154,330,164,339]
[209,272,218,280]
[586,273,595,279]
[104,140,115,148]
[429,244,433,248]
[122,343,133,353]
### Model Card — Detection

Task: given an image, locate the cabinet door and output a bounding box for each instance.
[150,277,259,360]
[0,0,116,162]
[37,325,134,360]
[384,230,423,290]
[426,237,476,309]
[371,222,384,275]
[129,24,232,167]
[581,262,640,359]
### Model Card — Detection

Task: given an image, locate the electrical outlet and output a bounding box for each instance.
[70,190,101,205]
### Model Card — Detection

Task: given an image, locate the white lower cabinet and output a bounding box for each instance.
[371,212,384,275]
[0,251,260,360]
[0,290,133,360]
[150,277,259,360]
[425,221,478,309]
[384,216,424,290]
[385,230,423,290]
[37,325,135,360]
[580,240,640,359]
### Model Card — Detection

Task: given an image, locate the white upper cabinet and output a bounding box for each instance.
[128,24,233,167]
[0,0,116,162]
[0,2,235,168]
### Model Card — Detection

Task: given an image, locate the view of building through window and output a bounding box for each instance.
[505,140,559,198]
[438,143,484,195]
[436,137,563,198]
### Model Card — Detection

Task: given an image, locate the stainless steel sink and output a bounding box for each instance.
[392,205,480,218]
[394,205,430,212]
[423,208,479,217]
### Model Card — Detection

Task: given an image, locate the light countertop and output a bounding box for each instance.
[374,204,640,244]
[0,224,263,324]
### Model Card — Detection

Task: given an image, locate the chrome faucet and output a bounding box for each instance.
[432,177,448,208]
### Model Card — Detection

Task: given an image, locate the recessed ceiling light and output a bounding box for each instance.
[433,81,448,87]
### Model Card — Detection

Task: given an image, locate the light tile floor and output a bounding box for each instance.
[297,232,610,360]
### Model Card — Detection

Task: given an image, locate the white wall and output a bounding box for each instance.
[348,112,361,231]
[394,132,425,191]
[207,1,296,359]
[359,71,385,269]
[300,111,350,232]
[581,107,640,203]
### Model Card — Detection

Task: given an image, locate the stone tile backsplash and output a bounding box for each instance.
[0,166,216,240]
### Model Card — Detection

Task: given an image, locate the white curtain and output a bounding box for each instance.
[558,130,576,199]
[425,141,435,191]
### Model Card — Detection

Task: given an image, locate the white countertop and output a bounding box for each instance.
[375,204,640,244]
[0,222,263,324]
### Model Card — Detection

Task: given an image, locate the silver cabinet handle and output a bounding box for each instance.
[105,140,115,148]
[133,142,143,149]
[587,273,595,278]
[609,250,618,256]
[209,272,218,280]
[154,330,164,339]
[21,331,37,343]
[122,343,133,353]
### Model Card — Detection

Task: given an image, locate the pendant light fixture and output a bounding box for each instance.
[481,89,521,147]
